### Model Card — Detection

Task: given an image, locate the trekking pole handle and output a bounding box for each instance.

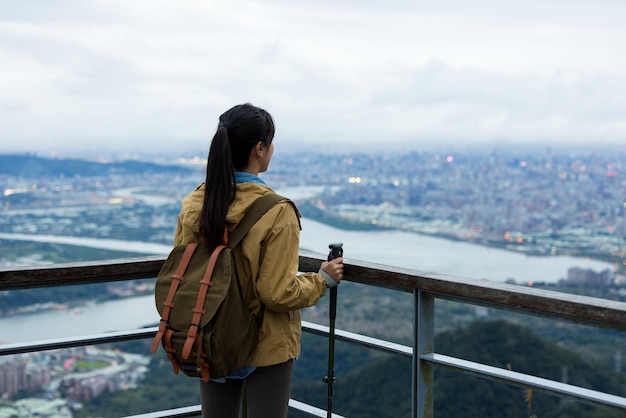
[327,242,343,261]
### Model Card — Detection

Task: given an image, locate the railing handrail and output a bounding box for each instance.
[3,251,626,331]
[3,252,626,416]
[0,255,166,288]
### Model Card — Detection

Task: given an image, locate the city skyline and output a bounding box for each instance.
[1,1,625,154]
[2,150,624,271]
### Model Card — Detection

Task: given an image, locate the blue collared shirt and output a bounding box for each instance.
[234,171,267,186]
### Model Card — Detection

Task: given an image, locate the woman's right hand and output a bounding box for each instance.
[321,257,344,283]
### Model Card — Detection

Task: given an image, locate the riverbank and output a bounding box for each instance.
[298,200,625,272]
[1,222,616,285]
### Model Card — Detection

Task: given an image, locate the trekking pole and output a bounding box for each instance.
[323,242,343,418]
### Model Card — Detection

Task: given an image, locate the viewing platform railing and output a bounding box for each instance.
[2,251,626,417]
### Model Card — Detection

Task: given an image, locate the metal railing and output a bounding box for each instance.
[2,251,626,417]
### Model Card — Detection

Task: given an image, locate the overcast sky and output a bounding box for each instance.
[1,0,625,155]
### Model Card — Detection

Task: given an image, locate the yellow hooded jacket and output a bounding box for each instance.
[173,182,328,367]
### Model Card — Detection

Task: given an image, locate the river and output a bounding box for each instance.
[0,186,615,344]
[0,295,157,344]
[0,220,613,284]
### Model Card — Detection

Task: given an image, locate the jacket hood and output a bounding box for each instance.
[178,182,275,239]
[227,182,275,227]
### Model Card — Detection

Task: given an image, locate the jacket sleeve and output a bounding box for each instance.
[255,203,327,312]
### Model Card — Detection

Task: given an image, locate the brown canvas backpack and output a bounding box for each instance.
[151,193,292,381]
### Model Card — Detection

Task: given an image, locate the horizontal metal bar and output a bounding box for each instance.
[302,320,412,357]
[422,353,626,411]
[0,322,406,359]
[124,405,201,418]
[0,327,158,356]
[289,399,346,417]
[122,400,346,418]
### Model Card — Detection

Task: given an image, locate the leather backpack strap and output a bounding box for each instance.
[163,328,180,375]
[181,243,227,360]
[151,243,198,354]
[228,193,291,249]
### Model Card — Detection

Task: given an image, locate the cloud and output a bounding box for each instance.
[0,0,624,154]
[366,61,626,142]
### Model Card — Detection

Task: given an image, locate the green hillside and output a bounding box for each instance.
[290,320,625,418]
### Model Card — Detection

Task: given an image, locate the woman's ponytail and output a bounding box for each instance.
[199,125,235,249]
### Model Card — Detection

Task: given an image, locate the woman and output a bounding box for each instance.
[173,103,344,418]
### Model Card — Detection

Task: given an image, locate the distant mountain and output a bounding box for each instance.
[0,154,194,177]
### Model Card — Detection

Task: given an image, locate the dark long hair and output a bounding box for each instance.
[199,103,275,249]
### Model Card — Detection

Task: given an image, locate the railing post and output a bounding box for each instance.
[413,289,434,418]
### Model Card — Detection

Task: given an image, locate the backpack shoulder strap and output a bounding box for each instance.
[228,193,291,249]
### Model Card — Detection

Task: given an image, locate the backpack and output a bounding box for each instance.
[150,193,291,382]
